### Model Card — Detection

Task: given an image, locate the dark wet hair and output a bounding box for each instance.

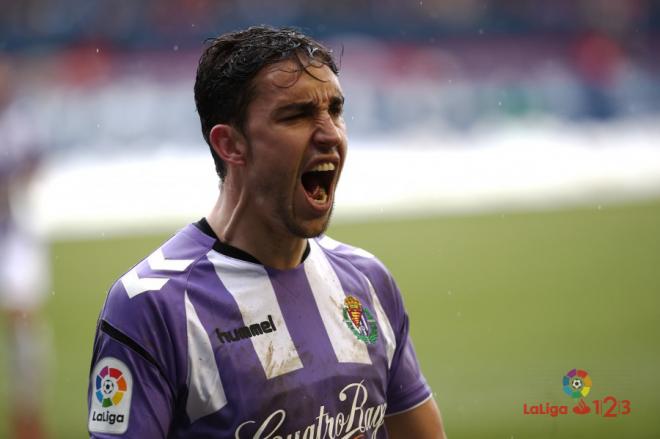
[194,25,339,180]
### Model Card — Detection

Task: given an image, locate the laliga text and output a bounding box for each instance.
[523,396,631,418]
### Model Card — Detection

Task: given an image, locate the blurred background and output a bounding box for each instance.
[1,0,659,438]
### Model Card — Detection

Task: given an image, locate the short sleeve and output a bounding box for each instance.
[88,322,174,438]
[340,250,433,416]
[385,311,432,415]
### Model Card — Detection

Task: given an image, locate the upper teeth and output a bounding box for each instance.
[310,162,336,172]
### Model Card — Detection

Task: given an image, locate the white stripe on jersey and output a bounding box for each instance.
[122,249,193,298]
[184,291,227,422]
[148,248,195,271]
[363,275,396,368]
[318,235,375,259]
[207,251,304,379]
[305,240,372,365]
[317,235,342,250]
[121,269,168,298]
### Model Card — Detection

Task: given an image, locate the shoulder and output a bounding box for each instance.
[100,224,216,348]
[313,234,394,286]
[312,235,405,322]
[90,224,222,413]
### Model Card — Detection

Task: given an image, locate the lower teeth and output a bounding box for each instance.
[315,187,327,204]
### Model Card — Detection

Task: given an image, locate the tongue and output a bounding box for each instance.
[308,184,322,199]
[302,171,325,200]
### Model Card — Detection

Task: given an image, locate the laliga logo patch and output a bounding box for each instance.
[89,357,132,434]
[342,296,378,344]
[96,364,128,407]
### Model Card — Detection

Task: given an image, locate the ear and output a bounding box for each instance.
[209,124,247,168]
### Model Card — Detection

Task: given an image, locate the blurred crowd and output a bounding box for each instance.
[1,0,658,50]
[0,0,659,155]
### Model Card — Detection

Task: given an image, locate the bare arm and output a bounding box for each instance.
[385,397,447,439]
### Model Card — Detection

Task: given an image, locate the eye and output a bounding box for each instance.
[329,103,343,117]
[280,113,305,122]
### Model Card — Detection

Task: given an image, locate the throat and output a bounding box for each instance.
[256,237,310,269]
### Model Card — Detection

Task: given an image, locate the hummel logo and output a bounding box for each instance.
[215,315,277,344]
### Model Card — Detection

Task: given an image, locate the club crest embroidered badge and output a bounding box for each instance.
[342,295,378,344]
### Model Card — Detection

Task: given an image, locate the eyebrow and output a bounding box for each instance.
[272,95,345,118]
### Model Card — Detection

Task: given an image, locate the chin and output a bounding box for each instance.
[287,213,332,239]
[296,221,330,239]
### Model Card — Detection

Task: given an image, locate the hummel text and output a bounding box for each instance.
[215,315,277,344]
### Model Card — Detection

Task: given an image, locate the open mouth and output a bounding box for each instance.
[301,162,336,205]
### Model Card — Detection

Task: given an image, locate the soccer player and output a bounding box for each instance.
[88,26,447,438]
[1,60,51,439]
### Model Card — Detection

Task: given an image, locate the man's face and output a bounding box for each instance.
[240,58,347,239]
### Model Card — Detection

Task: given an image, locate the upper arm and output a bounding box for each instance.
[88,320,175,438]
[385,397,447,439]
[88,276,177,439]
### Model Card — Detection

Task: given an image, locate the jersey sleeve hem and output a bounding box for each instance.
[386,379,432,416]
[385,392,433,417]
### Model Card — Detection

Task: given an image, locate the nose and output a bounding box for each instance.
[312,113,343,150]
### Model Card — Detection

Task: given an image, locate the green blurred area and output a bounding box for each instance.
[1,200,659,438]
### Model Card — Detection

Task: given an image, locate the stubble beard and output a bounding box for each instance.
[254,173,333,240]
[280,192,334,239]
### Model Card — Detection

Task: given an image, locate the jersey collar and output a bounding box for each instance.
[194,218,311,265]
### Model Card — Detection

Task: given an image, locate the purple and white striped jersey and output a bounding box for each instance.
[88,219,431,438]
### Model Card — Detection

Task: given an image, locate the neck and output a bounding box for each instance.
[206,184,307,270]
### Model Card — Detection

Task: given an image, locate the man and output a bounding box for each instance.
[1,59,51,439]
[88,26,446,438]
